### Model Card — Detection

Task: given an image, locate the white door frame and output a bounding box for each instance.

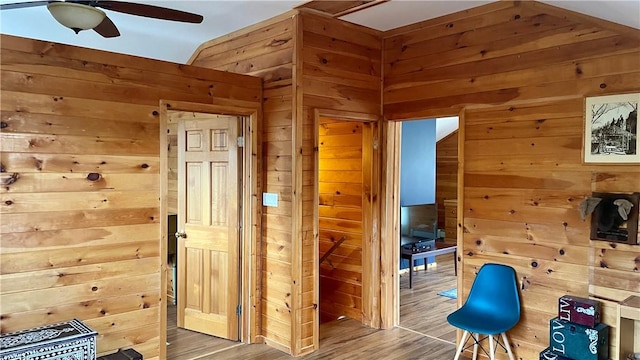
[159,100,261,358]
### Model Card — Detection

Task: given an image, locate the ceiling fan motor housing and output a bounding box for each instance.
[1,0,203,38]
[47,2,106,33]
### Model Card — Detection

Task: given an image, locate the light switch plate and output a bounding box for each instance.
[263,192,278,207]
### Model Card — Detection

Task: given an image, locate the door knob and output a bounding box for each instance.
[175,231,187,239]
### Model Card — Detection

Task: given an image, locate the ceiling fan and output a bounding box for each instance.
[0,0,203,38]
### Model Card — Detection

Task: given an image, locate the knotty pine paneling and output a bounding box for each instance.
[383,2,640,358]
[300,13,382,351]
[318,119,364,325]
[190,14,296,354]
[0,34,261,360]
[190,9,382,355]
[301,19,381,114]
[383,3,640,119]
[436,131,458,229]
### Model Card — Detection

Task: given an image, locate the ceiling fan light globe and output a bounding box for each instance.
[47,2,106,32]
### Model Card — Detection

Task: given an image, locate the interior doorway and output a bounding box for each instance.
[315,110,379,333]
[317,117,365,324]
[174,112,242,339]
[159,101,260,359]
[396,116,459,343]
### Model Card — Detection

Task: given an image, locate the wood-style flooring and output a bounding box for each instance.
[167,254,461,359]
[167,305,238,359]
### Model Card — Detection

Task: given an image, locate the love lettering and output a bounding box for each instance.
[559,298,571,322]
[551,318,566,354]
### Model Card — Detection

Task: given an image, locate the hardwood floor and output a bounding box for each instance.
[399,253,458,344]
[167,254,461,359]
[167,304,239,359]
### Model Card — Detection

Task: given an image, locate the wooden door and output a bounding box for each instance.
[176,112,240,340]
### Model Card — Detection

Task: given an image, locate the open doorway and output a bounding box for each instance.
[317,117,365,324]
[315,111,379,334]
[159,101,260,359]
[397,116,459,344]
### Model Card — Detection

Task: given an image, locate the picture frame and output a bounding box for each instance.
[583,93,639,163]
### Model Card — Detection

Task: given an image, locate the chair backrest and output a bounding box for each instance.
[465,263,521,323]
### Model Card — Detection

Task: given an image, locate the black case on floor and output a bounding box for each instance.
[97,349,143,360]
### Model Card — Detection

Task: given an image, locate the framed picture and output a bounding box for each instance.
[584,93,639,163]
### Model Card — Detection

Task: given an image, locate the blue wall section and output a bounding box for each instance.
[400,119,436,270]
[400,119,436,206]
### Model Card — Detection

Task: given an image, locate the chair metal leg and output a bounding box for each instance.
[472,333,479,360]
[488,334,495,360]
[454,330,469,360]
[501,332,515,360]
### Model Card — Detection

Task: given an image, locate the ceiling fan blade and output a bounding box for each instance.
[94,1,203,23]
[0,1,51,10]
[92,15,120,38]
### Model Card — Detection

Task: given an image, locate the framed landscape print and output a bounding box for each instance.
[584,93,639,163]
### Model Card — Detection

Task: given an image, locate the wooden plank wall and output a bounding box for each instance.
[436,131,458,230]
[0,35,261,359]
[382,1,640,359]
[190,12,297,353]
[300,11,382,351]
[190,9,382,355]
[318,119,364,324]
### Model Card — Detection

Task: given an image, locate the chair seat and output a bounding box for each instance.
[447,306,518,334]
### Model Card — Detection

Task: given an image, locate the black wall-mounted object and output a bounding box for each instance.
[590,192,639,245]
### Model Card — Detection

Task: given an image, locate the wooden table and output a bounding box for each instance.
[401,243,457,289]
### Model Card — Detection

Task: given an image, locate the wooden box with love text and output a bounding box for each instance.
[558,295,602,327]
[549,317,608,360]
[539,346,573,360]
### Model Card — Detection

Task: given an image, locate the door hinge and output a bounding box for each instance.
[236,305,242,315]
[237,136,244,148]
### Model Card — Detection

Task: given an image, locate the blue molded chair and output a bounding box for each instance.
[447,263,520,360]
